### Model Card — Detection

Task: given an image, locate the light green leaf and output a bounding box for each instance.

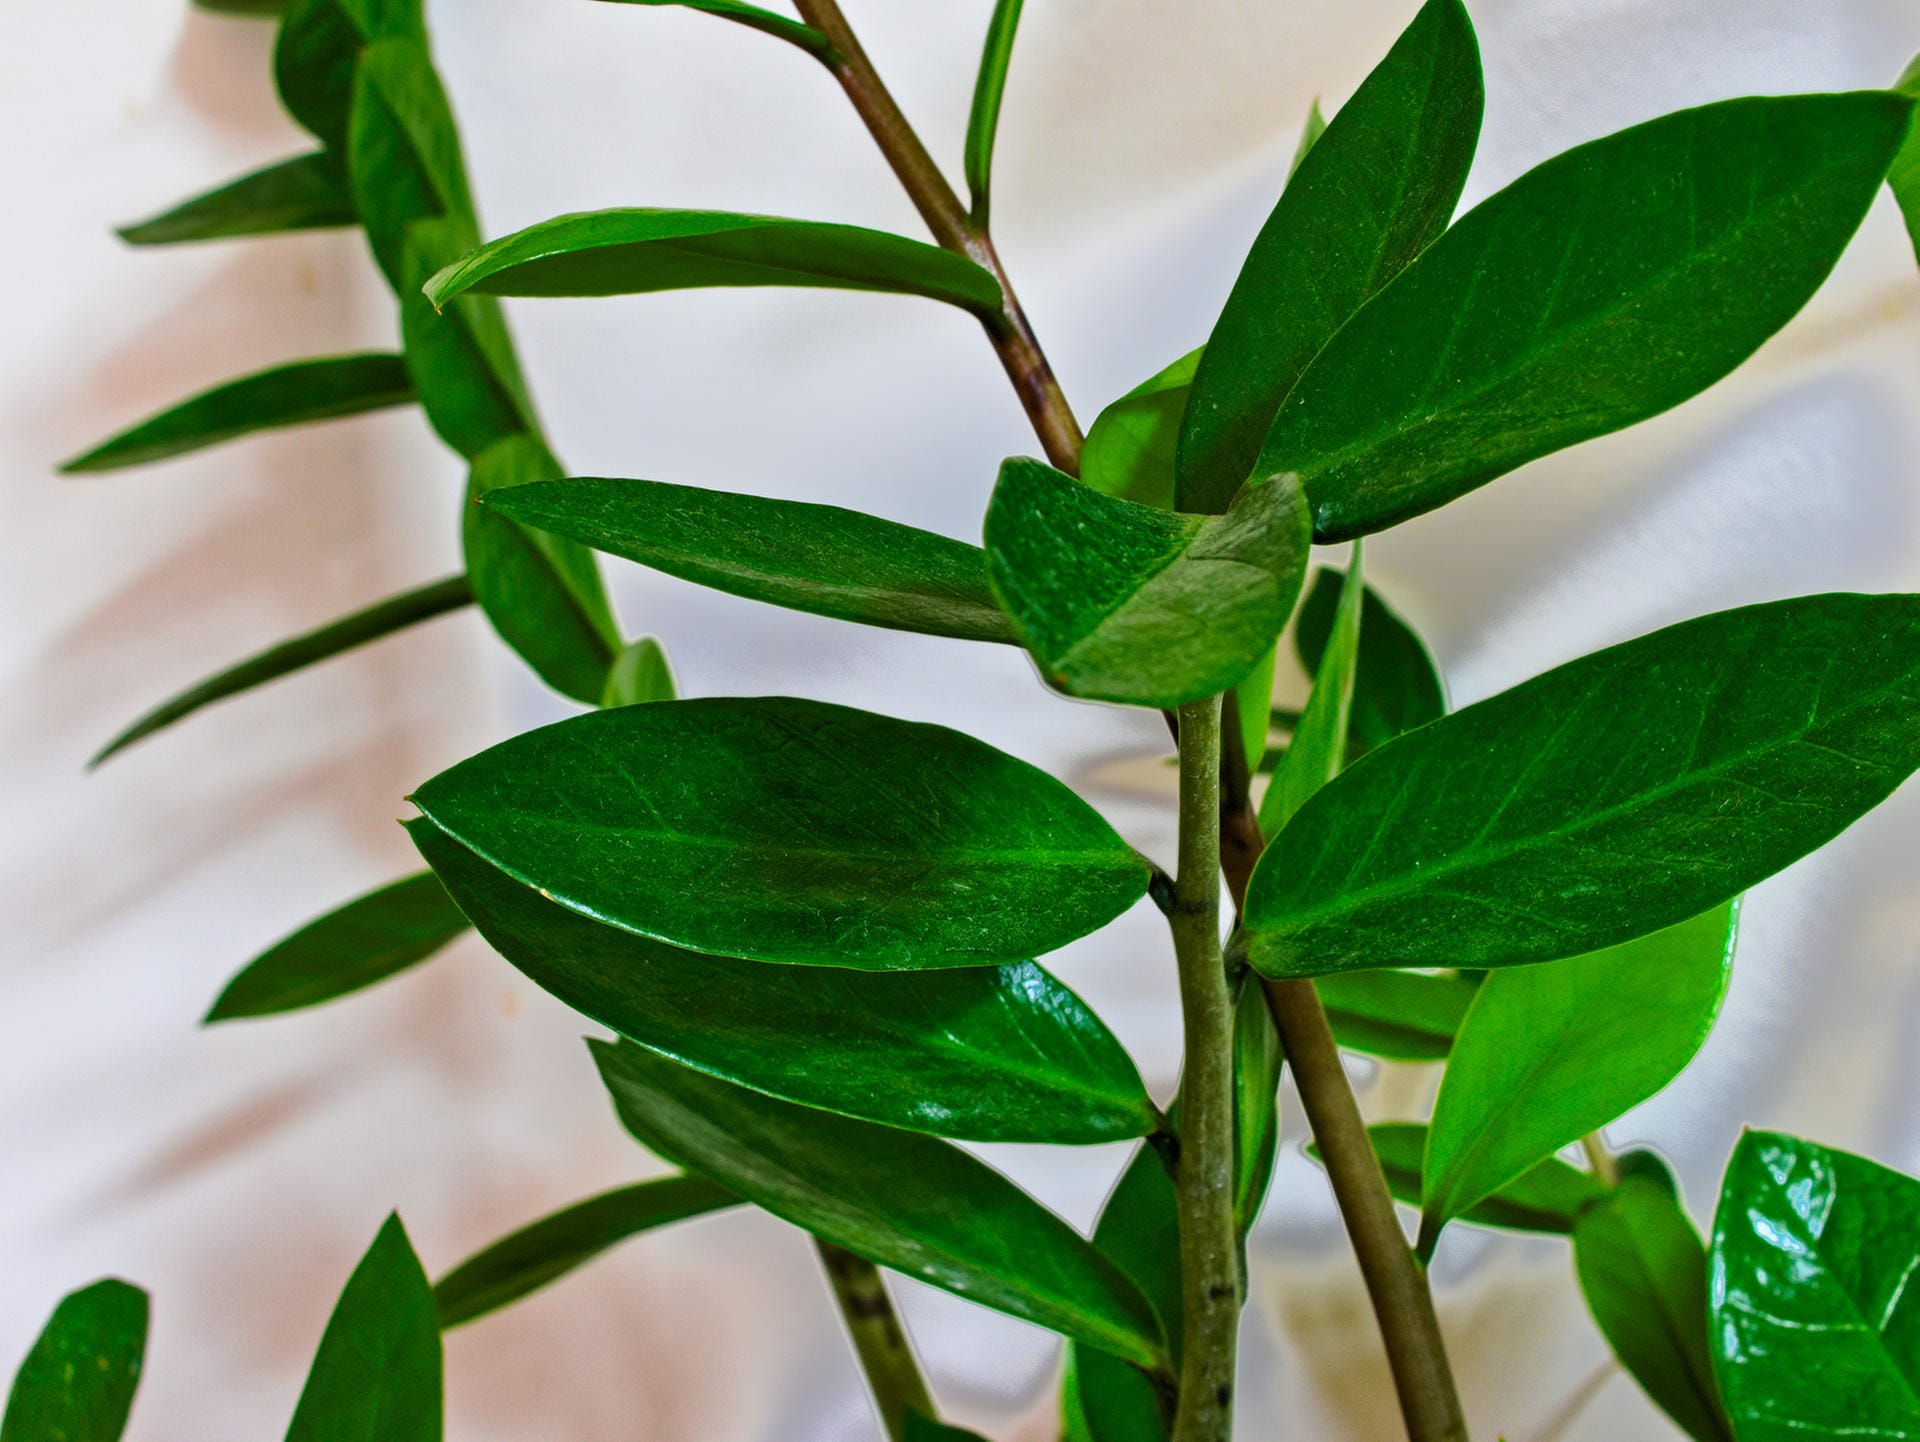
[275,0,425,153]
[1260,541,1362,836]
[1232,983,1283,1236]
[60,354,414,473]
[117,152,355,245]
[1294,565,1446,750]
[411,696,1150,971]
[1259,92,1916,541]
[1316,969,1479,1061]
[433,1175,740,1328]
[1420,902,1735,1251]
[589,0,834,59]
[1081,348,1201,511]
[984,458,1311,708]
[484,475,1015,645]
[593,1040,1169,1371]
[965,0,1024,226]
[2,1280,147,1442]
[1246,595,1920,978]
[601,636,677,707]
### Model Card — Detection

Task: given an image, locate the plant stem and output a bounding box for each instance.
[1168,695,1240,1442]
[791,0,1084,473]
[815,1238,936,1440]
[1581,1133,1621,1186]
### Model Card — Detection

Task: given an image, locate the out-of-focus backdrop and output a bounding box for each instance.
[7,1,1920,1437]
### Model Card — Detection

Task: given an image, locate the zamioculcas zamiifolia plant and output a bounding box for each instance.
[21,1,1920,1439]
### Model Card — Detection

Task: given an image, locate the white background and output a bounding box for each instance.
[7,1,1920,1437]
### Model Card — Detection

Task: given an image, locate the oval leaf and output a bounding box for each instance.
[118,152,356,245]
[1309,1122,1604,1237]
[424,209,1003,312]
[592,1040,1169,1371]
[984,459,1311,708]
[349,38,476,290]
[1316,969,1479,1061]
[601,636,677,708]
[1082,348,1201,511]
[1246,594,1920,978]
[484,476,1016,645]
[2,1280,147,1442]
[275,0,424,153]
[1294,566,1446,750]
[1258,91,1915,540]
[412,696,1149,970]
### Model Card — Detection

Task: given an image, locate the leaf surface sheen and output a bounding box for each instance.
[1,1280,147,1442]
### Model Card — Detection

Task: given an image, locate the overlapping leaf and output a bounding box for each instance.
[276,0,425,152]
[1316,969,1478,1061]
[1,1280,147,1442]
[1072,348,1200,511]
[1259,543,1362,835]
[1311,1123,1604,1237]
[601,636,677,707]
[1294,566,1445,749]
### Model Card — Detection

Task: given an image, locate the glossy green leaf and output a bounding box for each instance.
[1246,594,1920,978]
[1077,348,1200,511]
[205,872,471,1023]
[433,1175,740,1329]
[275,0,424,153]
[1260,541,1362,836]
[423,209,1003,312]
[593,1040,1169,1370]
[1,1280,147,1442]
[1316,969,1479,1061]
[601,636,677,708]
[1259,92,1914,541]
[410,820,1155,1142]
[904,1415,990,1442]
[1313,1122,1604,1237]
[1575,1178,1732,1442]
[1711,1131,1920,1440]
[286,1215,439,1442]
[484,476,1016,645]
[463,436,622,704]
[984,459,1311,708]
[965,0,1024,226]
[1232,983,1284,1236]
[1175,0,1482,514]
[90,575,472,766]
[348,38,475,290]
[61,354,414,473]
[1295,566,1445,749]
[589,0,833,59]
[414,697,1148,970]
[1888,57,1920,264]
[1229,644,1279,776]
[1420,901,1736,1251]
[117,152,354,245]
[396,219,537,457]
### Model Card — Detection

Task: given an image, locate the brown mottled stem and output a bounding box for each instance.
[815,1239,936,1440]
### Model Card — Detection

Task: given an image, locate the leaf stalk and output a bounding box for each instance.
[814,1238,936,1440]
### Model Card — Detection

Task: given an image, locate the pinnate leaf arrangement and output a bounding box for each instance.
[22,1,1920,1439]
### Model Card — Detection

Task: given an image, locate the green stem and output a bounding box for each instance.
[1581,1132,1620,1187]
[814,1239,936,1440]
[1169,695,1238,1442]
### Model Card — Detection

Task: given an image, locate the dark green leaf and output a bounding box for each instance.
[61,354,414,473]
[1312,1122,1604,1237]
[1260,92,1915,541]
[1890,58,1920,265]
[964,0,1024,226]
[601,636,677,707]
[484,476,1016,645]
[275,0,425,153]
[396,219,538,457]
[463,436,622,704]
[348,38,475,289]
[1420,901,1735,1251]
[593,1040,1169,1370]
[905,1414,991,1442]
[1259,541,1362,835]
[117,151,355,245]
[1711,1131,1920,1440]
[410,820,1156,1142]
[589,0,834,59]
[1247,595,1920,978]
[195,0,289,15]
[984,459,1311,708]
[285,1215,439,1442]
[1316,969,1478,1061]
[1575,1179,1732,1442]
[1618,1147,1682,1198]
[205,872,471,1023]
[1295,566,1445,749]
[1175,0,1482,514]
[432,1175,739,1329]
[1,1280,147,1442]
[412,696,1149,970]
[90,575,472,766]
[424,209,1003,312]
[1081,348,1200,511]
[1065,1139,1177,1440]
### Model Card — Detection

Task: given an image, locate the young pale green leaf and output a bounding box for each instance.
[433,1175,740,1329]
[61,354,415,473]
[1081,348,1201,511]
[1419,901,1736,1252]
[1259,542,1363,836]
[118,152,355,245]
[463,436,623,704]
[1295,566,1445,749]
[1247,594,1920,978]
[90,575,472,766]
[1711,1131,1920,1440]
[205,872,471,1023]
[412,696,1150,970]
[349,38,476,290]
[423,209,1003,312]
[1889,57,1920,264]
[1,1280,147,1442]
[964,0,1024,226]
[593,1040,1169,1371]
[1316,969,1479,1061]
[1575,1179,1732,1442]
[984,459,1311,708]
[589,0,834,60]
[601,636,677,707]
[1291,99,1328,173]
[410,820,1156,1142]
[275,0,424,152]
[1312,1122,1604,1238]
[1175,0,1482,514]
[285,1215,439,1442]
[1260,92,1915,541]
[1233,984,1283,1236]
[1229,644,1278,776]
[484,476,1015,645]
